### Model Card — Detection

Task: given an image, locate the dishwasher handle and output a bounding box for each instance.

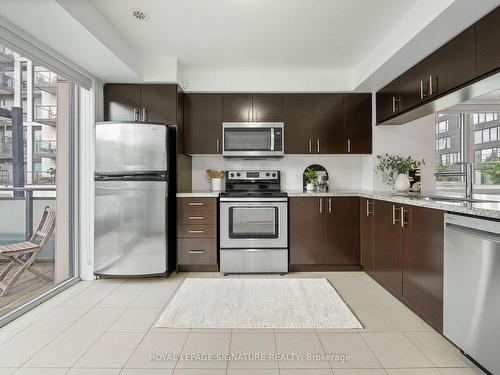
[445,223,500,244]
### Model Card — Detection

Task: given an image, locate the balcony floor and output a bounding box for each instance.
[0,260,54,317]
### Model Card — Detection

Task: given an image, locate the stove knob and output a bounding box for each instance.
[265,172,270,177]
[236,172,241,177]
[272,173,276,177]
[230,173,234,178]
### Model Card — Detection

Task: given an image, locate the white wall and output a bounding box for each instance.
[371,113,437,192]
[191,155,371,191]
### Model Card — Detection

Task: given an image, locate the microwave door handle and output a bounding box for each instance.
[270,128,275,151]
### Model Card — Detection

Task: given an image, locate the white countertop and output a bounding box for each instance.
[285,190,500,219]
[176,190,220,197]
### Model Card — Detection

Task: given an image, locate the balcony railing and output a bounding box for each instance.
[34,105,57,124]
[33,171,56,185]
[34,140,56,157]
[34,71,57,87]
[0,170,8,185]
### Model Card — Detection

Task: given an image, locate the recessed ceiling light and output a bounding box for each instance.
[129,8,149,22]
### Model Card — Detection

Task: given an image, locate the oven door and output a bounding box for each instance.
[222,122,283,157]
[220,199,288,249]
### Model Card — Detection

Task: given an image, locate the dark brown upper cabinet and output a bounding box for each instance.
[360,198,374,273]
[344,93,372,154]
[104,84,141,122]
[140,85,178,124]
[373,200,403,297]
[290,197,360,266]
[402,206,444,332]
[185,94,223,154]
[313,94,345,154]
[476,6,500,78]
[289,197,325,265]
[222,94,253,122]
[376,79,401,124]
[252,94,283,122]
[283,94,314,154]
[325,197,360,265]
[399,60,429,112]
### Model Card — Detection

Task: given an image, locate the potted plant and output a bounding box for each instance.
[304,168,318,191]
[47,167,56,185]
[376,154,425,192]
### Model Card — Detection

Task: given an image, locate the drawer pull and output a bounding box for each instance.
[188,216,205,220]
[188,230,205,234]
[188,202,205,206]
[189,250,205,254]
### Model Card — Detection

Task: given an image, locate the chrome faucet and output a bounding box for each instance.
[434,162,474,198]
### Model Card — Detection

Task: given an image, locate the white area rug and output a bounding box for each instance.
[156,278,362,329]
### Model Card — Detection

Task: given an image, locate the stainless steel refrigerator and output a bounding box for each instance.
[94,121,176,277]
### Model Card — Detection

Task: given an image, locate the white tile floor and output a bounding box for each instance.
[0,272,485,375]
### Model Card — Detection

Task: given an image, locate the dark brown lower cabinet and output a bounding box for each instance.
[290,197,360,269]
[373,200,403,296]
[370,200,444,332]
[402,206,444,332]
[360,198,374,272]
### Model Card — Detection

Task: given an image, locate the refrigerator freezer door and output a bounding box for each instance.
[94,180,167,276]
[95,122,167,173]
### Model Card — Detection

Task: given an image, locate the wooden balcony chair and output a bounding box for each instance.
[0,206,56,296]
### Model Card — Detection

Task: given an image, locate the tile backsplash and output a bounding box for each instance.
[191,155,373,191]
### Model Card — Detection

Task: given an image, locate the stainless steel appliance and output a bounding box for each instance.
[94,122,176,277]
[219,170,288,274]
[222,122,284,158]
[444,213,500,374]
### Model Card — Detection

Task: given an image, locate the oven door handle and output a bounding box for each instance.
[270,127,275,151]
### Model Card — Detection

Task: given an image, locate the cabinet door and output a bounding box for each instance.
[140,84,178,124]
[402,206,444,332]
[283,94,314,154]
[476,6,500,78]
[399,63,427,111]
[373,200,403,296]
[253,94,283,122]
[344,93,372,154]
[313,94,344,154]
[185,94,222,154]
[104,84,141,121]
[376,79,400,124]
[290,197,325,265]
[222,94,253,122]
[360,198,374,272]
[325,197,360,265]
[426,26,475,97]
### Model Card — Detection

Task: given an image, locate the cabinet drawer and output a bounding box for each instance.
[178,224,216,238]
[177,210,216,225]
[178,197,216,211]
[177,238,216,265]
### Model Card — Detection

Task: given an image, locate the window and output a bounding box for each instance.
[436,120,449,134]
[436,112,500,191]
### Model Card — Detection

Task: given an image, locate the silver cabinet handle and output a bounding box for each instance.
[133,108,139,122]
[188,216,205,220]
[366,200,373,216]
[420,81,425,99]
[429,75,433,96]
[401,206,408,228]
[216,139,220,153]
[347,138,351,153]
[188,230,205,234]
[308,139,312,153]
[319,198,323,214]
[142,107,148,122]
[188,202,205,206]
[189,250,205,254]
[247,108,250,122]
[392,96,399,113]
[392,205,399,225]
[317,139,320,153]
[328,198,332,213]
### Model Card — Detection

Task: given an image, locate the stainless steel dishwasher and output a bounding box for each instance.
[444,213,500,375]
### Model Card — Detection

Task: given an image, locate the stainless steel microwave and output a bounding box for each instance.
[222,122,284,158]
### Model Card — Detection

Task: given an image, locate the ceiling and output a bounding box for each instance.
[2,0,500,91]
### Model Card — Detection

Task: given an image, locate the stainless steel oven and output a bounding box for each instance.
[222,122,284,158]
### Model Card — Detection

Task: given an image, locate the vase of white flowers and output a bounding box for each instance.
[376,154,425,192]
